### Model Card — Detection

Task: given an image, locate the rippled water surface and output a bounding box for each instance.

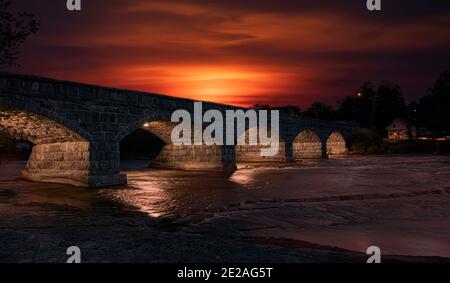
[1,155,450,258]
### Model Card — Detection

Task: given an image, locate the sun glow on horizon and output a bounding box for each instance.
[102,65,289,106]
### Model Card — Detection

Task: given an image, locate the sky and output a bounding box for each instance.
[6,0,450,108]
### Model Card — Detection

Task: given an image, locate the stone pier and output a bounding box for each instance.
[236,142,287,162]
[154,144,236,174]
[22,142,126,187]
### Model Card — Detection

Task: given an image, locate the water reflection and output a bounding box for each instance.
[1,156,450,257]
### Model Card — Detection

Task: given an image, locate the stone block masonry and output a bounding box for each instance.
[154,144,236,174]
[22,142,126,187]
[0,73,357,187]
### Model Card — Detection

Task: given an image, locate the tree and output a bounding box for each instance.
[0,0,39,68]
[252,104,301,117]
[335,81,407,135]
[415,94,433,129]
[335,82,375,127]
[430,71,450,134]
[303,102,335,120]
[278,105,302,117]
[413,71,450,136]
[373,81,407,134]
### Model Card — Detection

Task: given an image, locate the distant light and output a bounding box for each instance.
[143,123,150,127]
[357,92,362,97]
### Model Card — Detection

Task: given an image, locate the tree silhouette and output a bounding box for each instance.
[0,0,39,69]
[252,104,301,117]
[373,81,407,134]
[303,102,334,120]
[335,82,375,127]
[411,71,450,136]
[429,71,450,134]
[335,81,407,134]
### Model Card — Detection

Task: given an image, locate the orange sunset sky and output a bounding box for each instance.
[6,0,450,107]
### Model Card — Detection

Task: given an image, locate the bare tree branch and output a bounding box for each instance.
[0,0,39,69]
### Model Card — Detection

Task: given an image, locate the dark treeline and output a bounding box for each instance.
[254,71,450,137]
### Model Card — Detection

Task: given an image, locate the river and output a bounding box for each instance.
[1,155,449,262]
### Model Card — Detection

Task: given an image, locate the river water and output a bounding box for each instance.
[1,155,450,260]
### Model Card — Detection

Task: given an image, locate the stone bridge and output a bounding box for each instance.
[0,73,357,187]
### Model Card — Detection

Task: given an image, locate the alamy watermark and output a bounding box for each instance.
[63,245,380,263]
[367,0,382,11]
[67,0,81,11]
[366,246,381,263]
[66,246,81,263]
[66,0,381,11]
[170,102,280,157]
[67,1,381,12]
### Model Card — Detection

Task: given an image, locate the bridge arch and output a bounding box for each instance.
[115,113,174,143]
[0,107,95,186]
[0,97,93,141]
[292,129,322,160]
[326,131,348,156]
[118,117,236,173]
[119,127,167,170]
[118,118,179,168]
[0,108,87,144]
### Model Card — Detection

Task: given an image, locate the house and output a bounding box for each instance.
[386,119,416,141]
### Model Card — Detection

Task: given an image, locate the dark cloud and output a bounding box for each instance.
[5,0,450,107]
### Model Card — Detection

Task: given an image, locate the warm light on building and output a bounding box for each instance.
[386,118,414,141]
